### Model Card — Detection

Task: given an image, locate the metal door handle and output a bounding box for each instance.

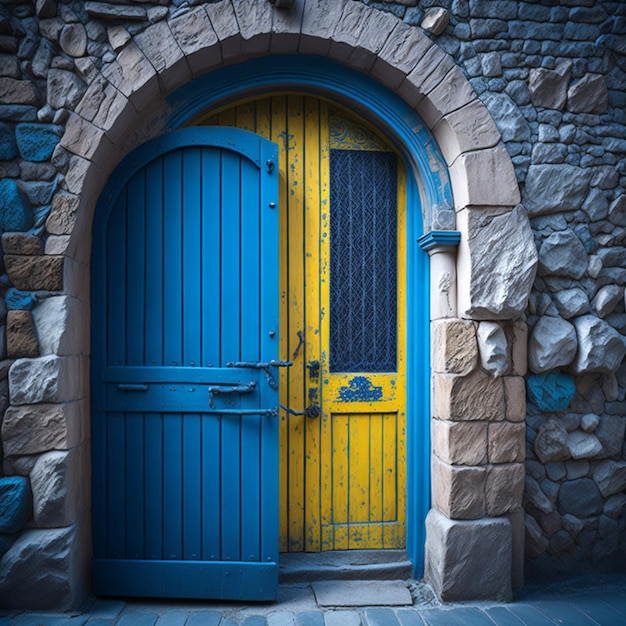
[279,402,320,419]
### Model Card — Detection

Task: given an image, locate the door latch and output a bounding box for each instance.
[279,402,320,419]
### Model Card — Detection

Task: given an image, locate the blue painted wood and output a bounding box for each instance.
[92,127,280,600]
[166,55,433,577]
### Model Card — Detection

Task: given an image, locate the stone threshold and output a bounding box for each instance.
[279,550,413,583]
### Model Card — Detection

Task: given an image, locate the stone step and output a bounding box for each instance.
[279,550,413,583]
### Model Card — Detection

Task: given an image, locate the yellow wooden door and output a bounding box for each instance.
[198,95,406,552]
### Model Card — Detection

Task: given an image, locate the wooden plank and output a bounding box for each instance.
[144,158,164,367]
[201,412,221,560]
[182,147,202,368]
[125,412,145,559]
[201,147,222,368]
[144,412,163,559]
[183,413,202,559]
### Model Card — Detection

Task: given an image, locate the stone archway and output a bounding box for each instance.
[0,0,537,609]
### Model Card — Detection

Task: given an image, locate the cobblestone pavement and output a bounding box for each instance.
[3,575,626,626]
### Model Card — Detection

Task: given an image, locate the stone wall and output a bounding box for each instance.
[363,0,626,578]
[0,0,624,609]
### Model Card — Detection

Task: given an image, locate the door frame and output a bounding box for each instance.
[169,55,454,575]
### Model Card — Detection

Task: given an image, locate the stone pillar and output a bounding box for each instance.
[420,231,521,602]
[418,231,460,320]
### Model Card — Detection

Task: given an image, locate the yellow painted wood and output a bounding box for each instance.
[196,95,406,552]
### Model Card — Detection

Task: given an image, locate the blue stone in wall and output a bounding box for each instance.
[0,476,32,534]
[15,123,63,162]
[0,179,34,232]
[5,288,37,311]
[527,371,576,412]
[0,122,17,161]
[0,534,12,558]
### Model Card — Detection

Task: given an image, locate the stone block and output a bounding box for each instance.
[5,288,37,311]
[0,476,32,534]
[59,114,109,164]
[2,402,83,456]
[135,21,192,93]
[527,372,575,413]
[432,100,501,167]
[329,3,398,74]
[269,0,305,54]
[47,191,79,235]
[85,1,147,20]
[538,229,588,279]
[169,7,220,77]
[59,23,87,58]
[593,460,626,498]
[534,418,570,464]
[31,448,83,527]
[528,316,577,373]
[525,513,548,559]
[504,376,526,422]
[44,235,71,255]
[425,509,512,602]
[371,22,432,91]
[450,147,520,212]
[567,430,603,460]
[398,46,454,108]
[509,320,527,376]
[432,419,487,466]
[6,310,39,359]
[529,60,571,110]
[488,423,525,464]
[524,164,591,216]
[9,355,84,405]
[477,321,509,376]
[103,42,159,112]
[0,524,88,610]
[0,78,40,106]
[205,1,242,62]
[0,178,34,232]
[457,206,537,320]
[481,92,531,142]
[432,456,486,519]
[558,478,603,517]
[417,65,477,129]
[33,296,86,356]
[300,0,348,56]
[432,370,506,422]
[0,121,16,160]
[486,463,524,516]
[4,255,64,291]
[47,69,86,110]
[430,319,478,375]
[2,233,43,256]
[231,0,272,57]
[572,315,626,375]
[567,73,608,114]
[595,414,626,457]
[421,7,449,36]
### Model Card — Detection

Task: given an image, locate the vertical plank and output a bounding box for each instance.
[368,413,384,548]
[144,413,163,559]
[182,148,202,368]
[382,412,398,548]
[183,413,202,559]
[125,412,145,558]
[143,158,164,558]
[220,150,242,561]
[285,95,307,551]
[201,148,222,367]
[107,194,127,366]
[162,150,184,559]
[201,413,221,560]
[240,158,262,561]
[331,413,349,550]
[144,157,164,366]
[107,413,126,558]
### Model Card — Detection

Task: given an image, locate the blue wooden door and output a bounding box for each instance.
[91,127,280,600]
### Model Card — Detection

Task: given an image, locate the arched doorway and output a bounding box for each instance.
[90,58,449,601]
